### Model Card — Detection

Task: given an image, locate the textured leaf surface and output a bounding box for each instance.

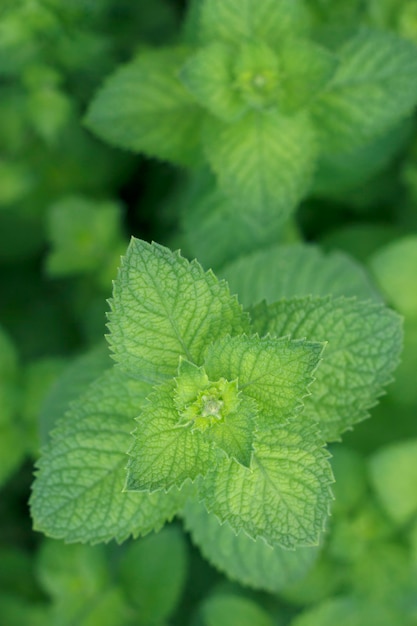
[84,48,203,166]
[219,243,382,308]
[204,110,317,217]
[199,418,333,548]
[251,297,403,440]
[183,501,319,592]
[180,43,245,121]
[312,29,417,152]
[199,0,307,46]
[204,334,323,422]
[126,381,217,492]
[30,368,184,543]
[108,238,249,383]
[369,439,417,526]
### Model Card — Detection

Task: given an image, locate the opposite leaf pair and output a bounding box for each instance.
[31,238,402,551]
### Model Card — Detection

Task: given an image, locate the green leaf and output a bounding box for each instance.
[183,500,319,592]
[251,297,403,440]
[199,418,333,548]
[311,29,417,152]
[199,0,308,47]
[204,110,317,219]
[369,439,417,526]
[118,526,188,625]
[46,196,123,277]
[291,596,405,626]
[108,238,249,384]
[369,235,417,318]
[125,380,217,492]
[84,48,204,166]
[204,334,323,422]
[30,368,185,543]
[201,593,274,626]
[278,38,338,113]
[219,243,383,308]
[180,43,246,121]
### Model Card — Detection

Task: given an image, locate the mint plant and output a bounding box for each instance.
[31,238,402,560]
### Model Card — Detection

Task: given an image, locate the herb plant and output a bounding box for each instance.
[1,1,417,625]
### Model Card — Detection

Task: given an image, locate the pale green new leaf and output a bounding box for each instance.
[199,0,308,46]
[126,381,217,492]
[369,439,417,526]
[84,48,204,166]
[30,368,185,543]
[291,596,405,626]
[183,500,319,592]
[201,593,274,626]
[204,110,317,220]
[312,29,417,152]
[180,43,246,121]
[251,297,403,440]
[199,418,333,548]
[219,243,383,308]
[108,238,249,383]
[204,334,323,422]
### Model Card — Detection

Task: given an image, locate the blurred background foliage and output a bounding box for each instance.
[1,1,417,624]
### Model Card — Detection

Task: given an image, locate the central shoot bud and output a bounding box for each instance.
[174,359,240,432]
[233,41,280,109]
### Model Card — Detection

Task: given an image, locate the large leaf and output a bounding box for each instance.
[204,110,317,218]
[251,297,403,440]
[108,238,249,384]
[84,48,204,166]
[30,368,185,543]
[199,418,333,548]
[183,500,319,592]
[312,29,417,153]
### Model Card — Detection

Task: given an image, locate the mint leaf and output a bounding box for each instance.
[204,110,317,219]
[369,439,417,526]
[204,334,323,422]
[251,297,403,440]
[199,0,308,46]
[125,380,217,492]
[199,418,333,548]
[312,29,417,152]
[291,596,404,626]
[118,526,188,625]
[278,38,338,113]
[84,48,204,166]
[180,43,246,121]
[219,243,383,308]
[369,235,417,318]
[30,368,185,543]
[183,501,319,592]
[108,238,249,383]
[200,593,274,626]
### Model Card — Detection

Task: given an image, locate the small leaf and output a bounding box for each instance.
[126,380,217,492]
[108,238,249,383]
[201,593,274,626]
[204,110,317,218]
[199,418,333,548]
[311,29,417,152]
[251,297,403,440]
[369,439,417,526]
[291,596,405,626]
[278,38,338,113]
[219,243,383,308]
[180,42,246,121]
[30,368,185,543]
[204,334,323,422]
[199,0,308,47]
[85,48,204,166]
[183,500,319,592]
